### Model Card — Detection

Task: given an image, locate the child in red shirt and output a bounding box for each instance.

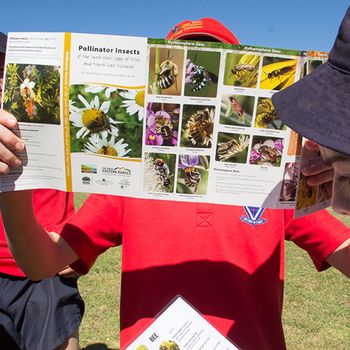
[0,19,349,350]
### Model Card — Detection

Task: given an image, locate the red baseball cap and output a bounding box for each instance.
[166,17,239,45]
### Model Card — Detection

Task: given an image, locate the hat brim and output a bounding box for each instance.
[272,62,350,156]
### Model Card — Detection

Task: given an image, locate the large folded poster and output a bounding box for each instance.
[0,32,331,213]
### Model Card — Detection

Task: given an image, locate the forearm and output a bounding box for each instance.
[326,238,350,278]
[0,190,78,280]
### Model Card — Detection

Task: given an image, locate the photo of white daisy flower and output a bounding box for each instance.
[84,133,131,157]
[120,89,145,121]
[70,94,119,138]
[70,84,144,158]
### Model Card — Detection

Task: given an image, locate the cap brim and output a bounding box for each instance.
[272,62,350,156]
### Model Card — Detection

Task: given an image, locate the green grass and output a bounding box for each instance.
[75,194,350,349]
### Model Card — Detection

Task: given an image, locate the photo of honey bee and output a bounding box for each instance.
[220,94,254,127]
[260,57,297,91]
[3,63,60,124]
[184,50,220,98]
[148,47,184,96]
[181,105,215,148]
[216,132,250,163]
[177,154,210,195]
[224,53,260,88]
[143,152,176,193]
[254,97,286,130]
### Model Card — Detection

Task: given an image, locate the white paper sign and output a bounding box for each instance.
[125,296,240,350]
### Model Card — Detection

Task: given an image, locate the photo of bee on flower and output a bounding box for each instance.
[3,63,60,124]
[224,53,260,88]
[145,103,179,147]
[184,50,220,98]
[259,57,297,91]
[249,136,284,167]
[148,47,184,96]
[143,152,176,193]
[70,84,144,158]
[279,162,299,202]
[254,97,286,130]
[180,104,215,148]
[296,172,317,209]
[220,94,254,127]
[216,132,250,163]
[176,154,210,195]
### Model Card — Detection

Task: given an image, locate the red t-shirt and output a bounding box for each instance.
[57,195,350,350]
[0,189,75,277]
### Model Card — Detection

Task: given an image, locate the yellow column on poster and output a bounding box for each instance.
[63,32,72,192]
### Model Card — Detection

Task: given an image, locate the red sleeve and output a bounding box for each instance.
[284,209,350,271]
[32,189,75,229]
[54,194,124,274]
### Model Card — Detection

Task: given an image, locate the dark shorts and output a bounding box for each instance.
[0,273,84,350]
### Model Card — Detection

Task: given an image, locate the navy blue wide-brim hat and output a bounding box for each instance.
[272,6,350,156]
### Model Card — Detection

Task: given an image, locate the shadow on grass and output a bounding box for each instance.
[81,344,119,350]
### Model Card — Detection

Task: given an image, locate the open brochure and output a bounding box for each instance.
[0,32,332,214]
[124,295,240,350]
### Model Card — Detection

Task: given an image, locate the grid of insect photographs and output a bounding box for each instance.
[217,50,300,170]
[145,45,223,196]
[148,46,222,99]
[145,45,300,199]
[223,53,298,92]
[3,63,61,124]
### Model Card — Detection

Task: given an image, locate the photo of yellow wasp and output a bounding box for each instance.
[260,58,297,91]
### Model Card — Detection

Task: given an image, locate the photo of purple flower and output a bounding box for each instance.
[145,103,179,147]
